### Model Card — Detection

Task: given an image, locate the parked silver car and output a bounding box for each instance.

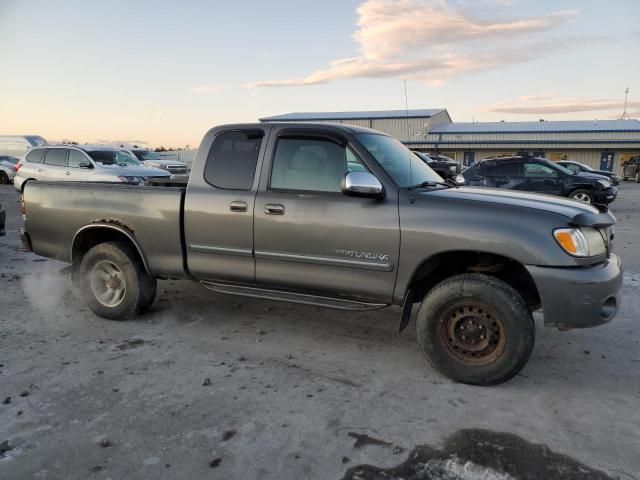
[0,155,19,184]
[13,145,172,191]
[125,149,189,185]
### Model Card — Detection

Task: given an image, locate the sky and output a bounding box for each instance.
[0,0,639,148]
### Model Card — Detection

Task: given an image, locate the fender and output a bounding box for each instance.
[71,223,151,274]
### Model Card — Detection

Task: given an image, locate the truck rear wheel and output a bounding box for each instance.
[416,273,534,386]
[79,241,156,320]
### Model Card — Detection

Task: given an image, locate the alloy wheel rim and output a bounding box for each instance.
[438,302,507,366]
[572,192,591,203]
[90,260,126,308]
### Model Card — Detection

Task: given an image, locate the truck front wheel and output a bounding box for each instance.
[79,241,157,320]
[416,273,535,386]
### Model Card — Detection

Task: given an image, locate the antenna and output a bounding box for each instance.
[621,87,630,120]
[404,79,413,191]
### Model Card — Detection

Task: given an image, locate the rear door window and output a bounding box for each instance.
[482,161,522,177]
[26,149,45,163]
[43,149,68,167]
[204,130,263,190]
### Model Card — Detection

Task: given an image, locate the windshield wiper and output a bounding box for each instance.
[407,179,457,190]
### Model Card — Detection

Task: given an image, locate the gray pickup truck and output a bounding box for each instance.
[20,123,622,385]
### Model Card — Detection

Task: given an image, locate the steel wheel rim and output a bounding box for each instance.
[572,192,591,203]
[90,260,126,308]
[438,301,507,366]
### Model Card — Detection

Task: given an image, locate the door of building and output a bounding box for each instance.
[463,151,475,166]
[600,152,614,171]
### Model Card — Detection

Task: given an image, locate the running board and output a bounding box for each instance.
[200,281,389,311]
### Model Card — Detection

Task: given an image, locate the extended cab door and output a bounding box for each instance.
[253,129,400,302]
[184,128,267,282]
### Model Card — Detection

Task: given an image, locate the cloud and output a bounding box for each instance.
[478,95,640,115]
[191,84,229,94]
[247,0,582,87]
[95,138,149,146]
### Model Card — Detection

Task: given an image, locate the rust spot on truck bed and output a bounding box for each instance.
[93,218,135,235]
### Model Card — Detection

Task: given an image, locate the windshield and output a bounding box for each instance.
[579,163,595,172]
[134,150,163,161]
[544,159,574,176]
[87,150,141,167]
[356,133,442,187]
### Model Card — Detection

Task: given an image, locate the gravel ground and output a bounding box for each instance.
[1,183,639,480]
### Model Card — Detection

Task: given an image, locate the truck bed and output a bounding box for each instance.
[23,182,186,277]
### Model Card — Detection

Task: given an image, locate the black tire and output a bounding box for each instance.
[568,188,594,204]
[416,273,535,386]
[79,241,156,320]
[0,171,8,184]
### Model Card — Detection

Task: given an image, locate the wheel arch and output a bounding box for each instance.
[71,224,151,274]
[399,250,540,332]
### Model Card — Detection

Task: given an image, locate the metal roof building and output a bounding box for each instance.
[260,110,640,174]
[261,109,453,146]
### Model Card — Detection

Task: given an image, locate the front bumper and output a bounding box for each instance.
[593,186,617,204]
[526,254,622,329]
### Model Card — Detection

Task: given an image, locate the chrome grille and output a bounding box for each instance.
[167,165,187,174]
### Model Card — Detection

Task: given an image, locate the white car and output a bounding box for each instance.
[14,145,172,191]
[0,155,19,184]
[125,149,189,185]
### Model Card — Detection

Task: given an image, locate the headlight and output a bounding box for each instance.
[117,176,144,185]
[455,174,465,185]
[553,227,606,257]
[597,179,610,188]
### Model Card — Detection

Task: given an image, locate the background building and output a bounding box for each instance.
[260,110,640,174]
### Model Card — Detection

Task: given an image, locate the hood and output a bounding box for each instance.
[590,169,616,177]
[424,186,614,227]
[430,159,457,166]
[143,159,186,167]
[101,164,171,177]
[574,171,610,181]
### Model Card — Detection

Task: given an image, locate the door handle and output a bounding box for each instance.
[264,204,285,215]
[65,171,71,176]
[229,201,248,212]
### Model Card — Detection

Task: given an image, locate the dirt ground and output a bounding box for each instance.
[1,183,639,480]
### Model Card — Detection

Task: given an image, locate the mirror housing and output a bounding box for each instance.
[79,161,93,169]
[342,171,384,199]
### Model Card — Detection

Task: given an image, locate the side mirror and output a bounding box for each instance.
[79,161,93,169]
[341,171,384,199]
[454,174,465,185]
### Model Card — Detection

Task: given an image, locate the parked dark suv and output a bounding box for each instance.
[412,151,460,179]
[622,156,640,183]
[460,156,617,204]
[557,161,620,185]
